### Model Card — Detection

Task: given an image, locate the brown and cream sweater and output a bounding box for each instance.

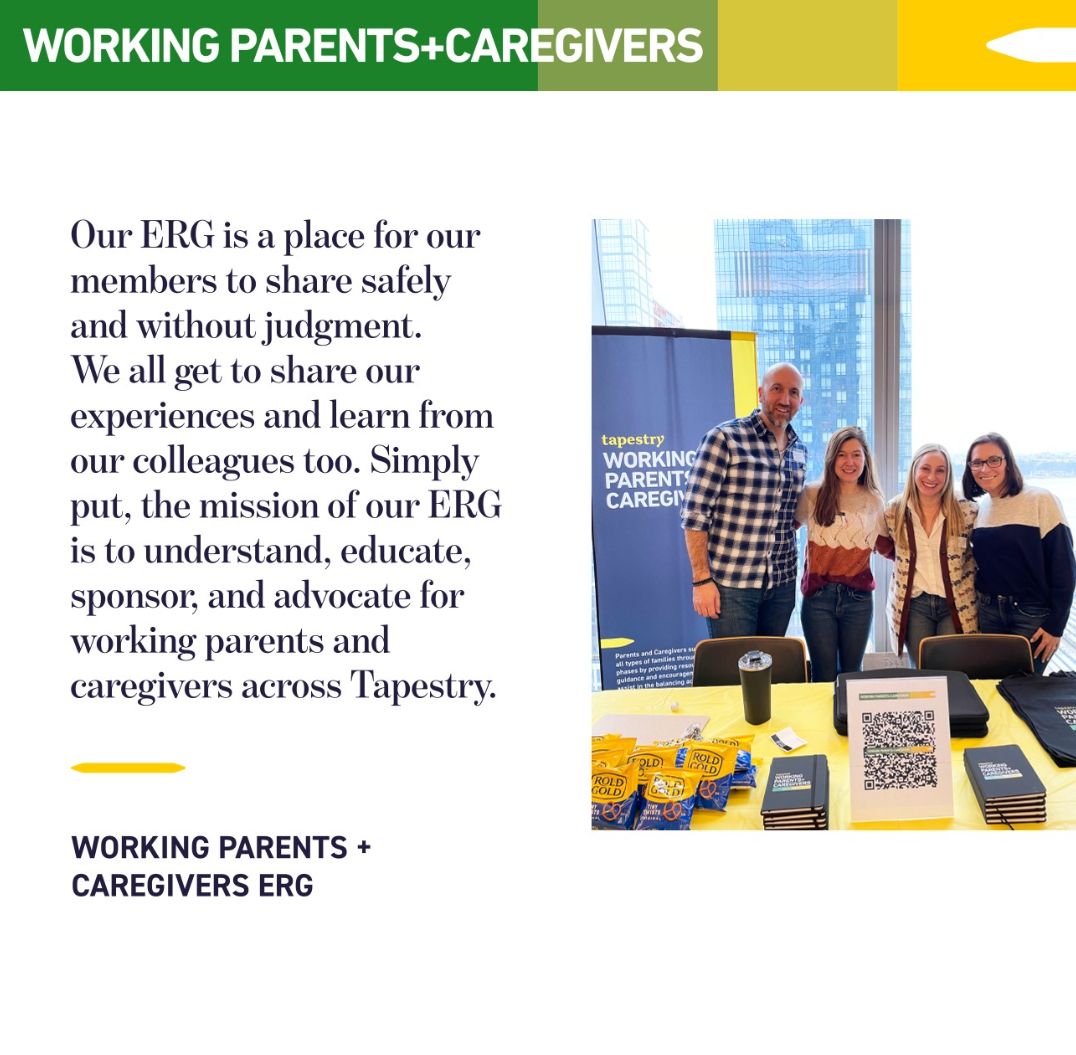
[796,484,888,598]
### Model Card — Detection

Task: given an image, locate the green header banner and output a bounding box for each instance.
[1,1,718,91]
[4,2,1076,91]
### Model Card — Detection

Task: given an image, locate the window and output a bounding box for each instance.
[907,217,1073,669]
[592,219,914,688]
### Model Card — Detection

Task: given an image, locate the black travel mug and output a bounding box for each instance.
[738,650,773,725]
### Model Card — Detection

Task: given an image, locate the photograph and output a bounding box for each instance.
[591,217,1076,830]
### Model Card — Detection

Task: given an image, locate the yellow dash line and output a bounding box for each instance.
[600,637,634,648]
[72,763,185,774]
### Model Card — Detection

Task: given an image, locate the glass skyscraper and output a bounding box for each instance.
[712,218,911,484]
[712,219,912,646]
[594,219,682,329]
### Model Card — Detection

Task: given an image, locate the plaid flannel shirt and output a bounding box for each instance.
[680,409,808,589]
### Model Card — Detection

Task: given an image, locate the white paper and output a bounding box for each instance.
[770,727,807,753]
[847,677,953,822]
[4,83,1074,1053]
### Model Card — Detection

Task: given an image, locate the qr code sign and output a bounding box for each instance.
[861,710,938,790]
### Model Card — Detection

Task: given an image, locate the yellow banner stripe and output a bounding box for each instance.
[730,335,759,417]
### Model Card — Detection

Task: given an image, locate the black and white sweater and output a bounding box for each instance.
[971,486,1076,637]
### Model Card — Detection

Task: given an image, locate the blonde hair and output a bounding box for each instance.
[814,426,884,527]
[893,443,967,550]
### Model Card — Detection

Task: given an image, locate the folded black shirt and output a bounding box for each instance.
[996,671,1076,767]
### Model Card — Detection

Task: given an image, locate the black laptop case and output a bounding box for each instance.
[833,667,989,737]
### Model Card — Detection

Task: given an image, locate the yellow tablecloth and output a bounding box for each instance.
[592,682,1076,830]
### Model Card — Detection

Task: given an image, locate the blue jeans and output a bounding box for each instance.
[905,593,956,669]
[706,579,796,640]
[801,584,874,683]
[977,592,1050,675]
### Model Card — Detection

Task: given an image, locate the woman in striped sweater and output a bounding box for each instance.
[884,444,978,666]
[796,426,888,683]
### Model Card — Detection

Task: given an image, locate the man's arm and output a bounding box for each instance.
[681,425,729,623]
[685,528,720,619]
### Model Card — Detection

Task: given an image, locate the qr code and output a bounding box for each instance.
[861,710,937,790]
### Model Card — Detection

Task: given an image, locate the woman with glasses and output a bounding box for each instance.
[884,444,978,667]
[963,432,1076,674]
[796,426,888,682]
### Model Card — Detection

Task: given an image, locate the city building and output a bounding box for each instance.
[712,218,912,484]
[593,219,682,328]
[711,219,913,647]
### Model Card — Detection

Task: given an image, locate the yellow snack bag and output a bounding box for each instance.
[635,769,700,830]
[592,737,636,769]
[682,740,738,811]
[626,745,680,792]
[591,760,640,830]
[706,734,759,789]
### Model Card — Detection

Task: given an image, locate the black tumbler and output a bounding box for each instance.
[738,650,773,725]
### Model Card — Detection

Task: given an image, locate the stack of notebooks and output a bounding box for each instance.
[760,754,829,829]
[964,745,1047,825]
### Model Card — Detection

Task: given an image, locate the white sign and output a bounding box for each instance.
[847,677,953,823]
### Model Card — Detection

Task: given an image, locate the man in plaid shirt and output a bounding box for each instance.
[681,362,807,639]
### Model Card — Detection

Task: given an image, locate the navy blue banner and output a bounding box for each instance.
[592,327,755,690]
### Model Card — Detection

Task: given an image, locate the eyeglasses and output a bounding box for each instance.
[968,456,1005,471]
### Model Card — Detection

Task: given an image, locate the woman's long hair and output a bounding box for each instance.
[961,432,1024,500]
[813,426,884,527]
[892,443,967,550]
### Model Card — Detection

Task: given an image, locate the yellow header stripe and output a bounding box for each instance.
[72,762,186,774]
